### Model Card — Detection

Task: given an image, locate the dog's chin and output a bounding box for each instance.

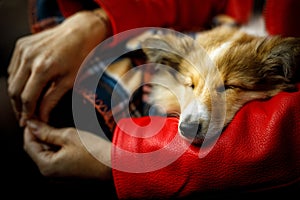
[179,126,222,147]
[179,131,205,146]
[190,138,205,146]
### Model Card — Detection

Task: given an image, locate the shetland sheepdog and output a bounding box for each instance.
[106,20,300,145]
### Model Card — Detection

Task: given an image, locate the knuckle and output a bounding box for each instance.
[62,128,76,140]
[15,37,25,48]
[22,51,33,64]
[39,127,51,142]
[32,64,44,74]
[15,38,28,55]
[32,59,50,75]
[39,164,55,177]
[20,93,32,108]
[7,86,19,99]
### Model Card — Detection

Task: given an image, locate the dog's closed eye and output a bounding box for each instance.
[216,85,226,93]
[216,85,238,93]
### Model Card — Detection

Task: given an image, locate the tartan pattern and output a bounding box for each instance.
[75,52,153,138]
[29,0,65,33]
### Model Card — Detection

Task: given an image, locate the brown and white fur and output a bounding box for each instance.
[107,19,300,145]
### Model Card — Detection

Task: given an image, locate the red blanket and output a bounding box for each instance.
[57,0,300,37]
[112,84,300,199]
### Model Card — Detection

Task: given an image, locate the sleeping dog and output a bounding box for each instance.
[106,24,300,145]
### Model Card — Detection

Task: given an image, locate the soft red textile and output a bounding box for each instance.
[112,84,300,199]
[264,0,300,37]
[57,0,253,33]
[57,0,300,37]
[56,0,86,17]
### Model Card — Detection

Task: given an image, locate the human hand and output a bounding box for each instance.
[24,120,112,180]
[7,9,111,126]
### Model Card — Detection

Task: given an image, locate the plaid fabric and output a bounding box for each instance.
[29,0,98,33]
[28,0,65,33]
[75,49,154,140]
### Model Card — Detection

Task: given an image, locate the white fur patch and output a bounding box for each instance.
[209,41,232,61]
[240,15,267,37]
[180,99,209,123]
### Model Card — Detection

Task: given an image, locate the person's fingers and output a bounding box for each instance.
[7,36,49,124]
[19,68,53,126]
[23,127,47,160]
[7,64,31,120]
[7,31,58,126]
[7,30,54,77]
[7,51,19,77]
[23,126,58,176]
[7,38,25,77]
[9,99,21,120]
[26,119,66,146]
[7,38,31,120]
[38,78,73,123]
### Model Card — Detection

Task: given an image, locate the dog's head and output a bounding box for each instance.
[142,27,300,145]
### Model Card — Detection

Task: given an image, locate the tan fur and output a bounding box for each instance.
[141,25,300,145]
[106,58,144,94]
[107,25,300,145]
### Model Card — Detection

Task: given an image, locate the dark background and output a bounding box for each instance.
[0,0,116,198]
[0,0,298,199]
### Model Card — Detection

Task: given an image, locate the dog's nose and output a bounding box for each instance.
[179,122,202,139]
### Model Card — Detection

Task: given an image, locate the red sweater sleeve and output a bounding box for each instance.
[264,0,300,37]
[57,0,253,34]
[57,0,300,37]
[112,84,300,199]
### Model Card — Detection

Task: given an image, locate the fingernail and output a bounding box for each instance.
[26,120,39,132]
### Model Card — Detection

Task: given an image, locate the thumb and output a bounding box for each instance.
[26,119,65,146]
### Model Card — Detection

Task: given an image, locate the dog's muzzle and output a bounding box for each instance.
[179,122,204,145]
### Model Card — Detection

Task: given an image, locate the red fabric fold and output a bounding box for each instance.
[56,0,85,17]
[57,0,253,34]
[112,84,300,199]
[264,0,300,37]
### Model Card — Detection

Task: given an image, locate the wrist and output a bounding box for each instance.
[61,9,112,55]
[92,8,113,39]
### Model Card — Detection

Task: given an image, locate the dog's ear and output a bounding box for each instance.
[141,34,192,69]
[258,36,300,86]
